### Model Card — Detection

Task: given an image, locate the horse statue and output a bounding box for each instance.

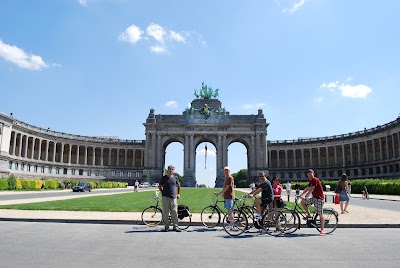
[194,89,200,99]
[212,88,219,99]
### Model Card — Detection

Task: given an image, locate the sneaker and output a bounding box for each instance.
[163,227,169,232]
[254,213,262,220]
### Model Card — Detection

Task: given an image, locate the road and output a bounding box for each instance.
[0,222,399,268]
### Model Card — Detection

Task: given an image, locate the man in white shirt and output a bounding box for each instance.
[285,181,292,202]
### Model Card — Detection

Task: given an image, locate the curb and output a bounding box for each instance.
[1,218,400,228]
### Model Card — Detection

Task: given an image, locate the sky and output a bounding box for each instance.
[1,0,400,187]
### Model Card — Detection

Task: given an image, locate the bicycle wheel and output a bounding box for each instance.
[281,208,300,234]
[261,209,287,236]
[177,211,191,230]
[141,206,163,227]
[243,206,256,229]
[316,209,338,234]
[222,209,248,236]
[200,206,221,228]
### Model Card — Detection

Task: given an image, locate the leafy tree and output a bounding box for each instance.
[231,169,248,188]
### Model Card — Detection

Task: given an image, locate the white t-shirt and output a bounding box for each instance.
[285,182,291,191]
[134,181,139,186]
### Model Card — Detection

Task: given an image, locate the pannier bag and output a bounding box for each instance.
[178,205,190,219]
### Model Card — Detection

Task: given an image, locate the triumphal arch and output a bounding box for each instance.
[143,83,269,187]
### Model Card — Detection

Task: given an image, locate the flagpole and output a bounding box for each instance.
[205,143,207,169]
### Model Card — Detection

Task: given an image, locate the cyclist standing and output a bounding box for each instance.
[248,172,273,220]
[216,166,235,230]
[300,169,326,236]
[159,165,181,232]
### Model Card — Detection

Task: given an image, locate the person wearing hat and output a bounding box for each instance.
[299,169,327,236]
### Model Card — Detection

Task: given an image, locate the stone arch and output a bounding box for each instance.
[143,95,269,187]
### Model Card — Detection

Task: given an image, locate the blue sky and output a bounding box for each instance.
[1,0,399,187]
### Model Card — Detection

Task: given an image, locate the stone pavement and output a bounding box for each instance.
[0,188,399,228]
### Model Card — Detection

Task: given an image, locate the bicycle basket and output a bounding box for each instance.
[178,205,190,219]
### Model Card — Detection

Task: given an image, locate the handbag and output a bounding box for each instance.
[334,194,340,204]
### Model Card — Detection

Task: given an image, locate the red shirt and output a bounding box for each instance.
[308,176,324,200]
[273,184,283,200]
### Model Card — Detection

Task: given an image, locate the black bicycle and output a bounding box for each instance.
[281,196,339,234]
[200,193,228,228]
[224,195,287,237]
[141,192,192,230]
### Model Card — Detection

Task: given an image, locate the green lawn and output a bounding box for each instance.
[0,188,254,213]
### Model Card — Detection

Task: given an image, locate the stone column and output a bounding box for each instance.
[18,134,23,157]
[92,147,95,166]
[357,142,361,163]
[101,148,104,166]
[116,148,120,166]
[372,139,376,161]
[365,141,369,162]
[326,146,329,166]
[317,147,321,166]
[109,148,112,166]
[77,146,80,164]
[392,134,396,159]
[334,146,337,165]
[379,138,383,160]
[39,139,43,160]
[24,136,29,159]
[53,142,56,162]
[84,146,87,165]
[12,131,17,156]
[350,143,353,164]
[285,149,288,168]
[386,136,390,159]
[301,149,304,167]
[68,144,72,164]
[60,143,64,163]
[341,145,345,167]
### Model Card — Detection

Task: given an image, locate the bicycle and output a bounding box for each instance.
[200,193,228,228]
[221,195,249,236]
[281,196,339,235]
[141,192,192,230]
[223,195,287,237]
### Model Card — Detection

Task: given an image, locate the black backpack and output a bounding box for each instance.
[178,205,190,219]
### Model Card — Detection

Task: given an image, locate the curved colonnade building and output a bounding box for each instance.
[0,113,145,182]
[1,111,400,183]
[267,117,400,180]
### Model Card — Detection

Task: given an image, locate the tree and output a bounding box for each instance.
[231,169,248,188]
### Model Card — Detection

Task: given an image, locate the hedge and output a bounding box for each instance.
[322,178,400,195]
[0,176,127,191]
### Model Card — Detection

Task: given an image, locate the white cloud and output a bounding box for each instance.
[119,23,205,54]
[79,0,88,7]
[315,97,324,103]
[339,84,372,98]
[150,45,167,53]
[119,25,143,44]
[0,39,52,70]
[196,148,216,157]
[320,78,372,99]
[170,31,186,43]
[241,103,265,110]
[281,0,307,14]
[165,101,178,108]
[147,23,166,43]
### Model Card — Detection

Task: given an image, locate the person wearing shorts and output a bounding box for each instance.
[216,166,235,229]
[300,169,326,236]
[248,172,273,219]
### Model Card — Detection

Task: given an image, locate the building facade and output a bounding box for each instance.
[1,93,400,185]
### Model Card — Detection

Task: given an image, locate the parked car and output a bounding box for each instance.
[72,182,92,192]
[139,182,149,188]
[152,183,159,187]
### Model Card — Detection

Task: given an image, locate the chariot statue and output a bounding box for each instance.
[194,82,219,99]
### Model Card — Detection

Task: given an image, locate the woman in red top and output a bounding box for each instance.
[272,176,283,208]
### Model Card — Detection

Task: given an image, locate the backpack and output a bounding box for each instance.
[178,205,190,219]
